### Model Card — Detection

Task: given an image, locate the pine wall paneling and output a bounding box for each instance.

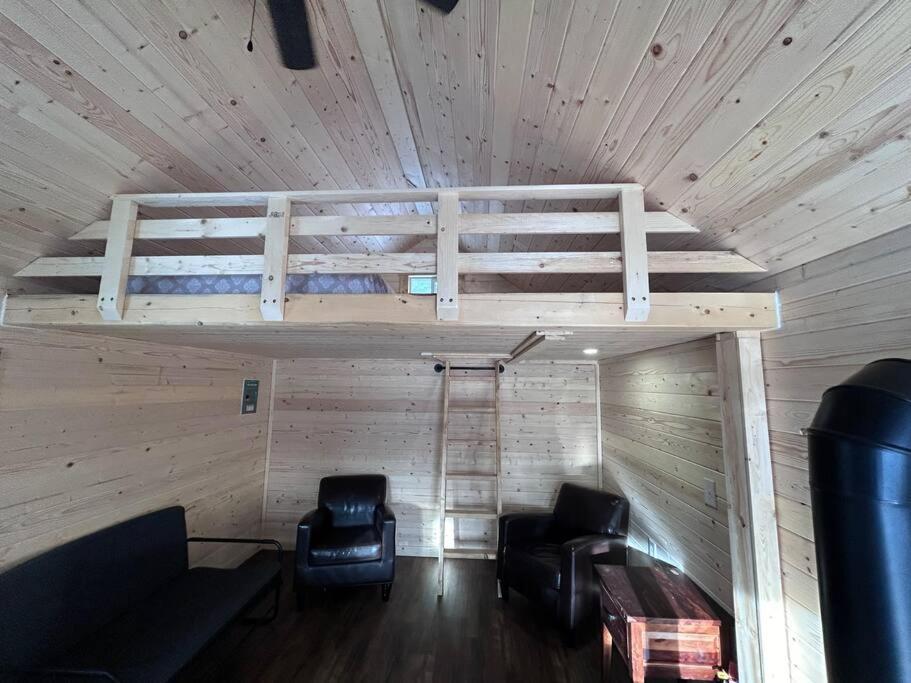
[263,359,599,556]
[753,226,911,683]
[599,338,733,613]
[0,325,272,570]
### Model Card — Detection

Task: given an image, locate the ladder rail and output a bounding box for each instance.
[437,361,451,598]
[495,363,503,519]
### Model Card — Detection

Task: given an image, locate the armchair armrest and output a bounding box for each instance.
[296,508,328,563]
[374,504,396,532]
[497,512,555,578]
[187,536,283,563]
[558,534,627,632]
[560,534,627,595]
[375,504,396,562]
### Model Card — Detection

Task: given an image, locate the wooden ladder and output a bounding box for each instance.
[437,360,503,597]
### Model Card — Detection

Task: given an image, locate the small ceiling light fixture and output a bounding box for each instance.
[583,348,599,356]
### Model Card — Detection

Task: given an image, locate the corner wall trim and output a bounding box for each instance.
[716,331,790,683]
[260,359,279,535]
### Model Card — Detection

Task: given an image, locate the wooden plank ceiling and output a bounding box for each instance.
[23,321,721,362]
[1,0,909,295]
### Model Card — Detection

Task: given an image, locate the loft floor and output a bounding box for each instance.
[180,556,601,683]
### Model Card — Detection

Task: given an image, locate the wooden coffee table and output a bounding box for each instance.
[596,564,722,682]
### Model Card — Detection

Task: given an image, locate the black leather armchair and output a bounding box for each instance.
[295,475,396,609]
[497,483,629,637]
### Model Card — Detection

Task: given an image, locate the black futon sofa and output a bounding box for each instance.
[0,506,282,682]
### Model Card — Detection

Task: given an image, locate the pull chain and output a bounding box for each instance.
[247,0,257,52]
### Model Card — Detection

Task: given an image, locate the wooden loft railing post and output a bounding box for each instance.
[436,190,460,321]
[618,186,650,321]
[260,195,291,321]
[96,197,138,321]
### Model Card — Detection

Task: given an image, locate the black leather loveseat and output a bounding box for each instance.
[0,506,282,682]
[497,483,629,639]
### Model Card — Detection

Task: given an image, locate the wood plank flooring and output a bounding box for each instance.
[180,556,602,682]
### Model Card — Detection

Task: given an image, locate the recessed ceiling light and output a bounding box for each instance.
[583,348,599,356]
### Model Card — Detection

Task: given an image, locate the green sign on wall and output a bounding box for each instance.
[241,379,260,414]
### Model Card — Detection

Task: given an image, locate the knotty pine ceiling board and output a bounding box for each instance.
[32,321,717,362]
[0,0,908,295]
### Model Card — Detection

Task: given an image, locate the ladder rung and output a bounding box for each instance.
[444,547,497,560]
[446,471,497,479]
[445,507,498,520]
[448,375,495,381]
[449,403,496,413]
[446,438,496,444]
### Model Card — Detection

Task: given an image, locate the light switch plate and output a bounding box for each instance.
[703,478,717,509]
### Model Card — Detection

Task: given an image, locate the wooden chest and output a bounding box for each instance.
[597,565,722,682]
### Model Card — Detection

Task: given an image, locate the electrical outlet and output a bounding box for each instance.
[703,478,717,509]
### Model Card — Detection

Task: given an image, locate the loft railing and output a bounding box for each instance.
[16,184,763,322]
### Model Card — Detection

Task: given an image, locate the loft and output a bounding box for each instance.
[4,183,777,361]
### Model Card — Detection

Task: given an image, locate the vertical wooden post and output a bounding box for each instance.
[436,191,460,321]
[716,331,790,683]
[618,186,649,321]
[96,198,138,321]
[260,195,291,321]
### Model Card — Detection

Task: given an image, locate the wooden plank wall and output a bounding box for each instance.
[751,225,911,683]
[263,359,599,555]
[599,338,733,613]
[0,325,272,570]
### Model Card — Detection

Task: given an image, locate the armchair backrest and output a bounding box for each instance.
[318,475,387,527]
[552,483,629,537]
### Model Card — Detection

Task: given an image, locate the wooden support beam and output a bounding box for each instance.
[506,330,572,364]
[18,251,764,278]
[71,211,695,240]
[3,293,780,329]
[436,191,460,321]
[619,187,650,322]
[260,195,291,321]
[96,198,138,321]
[716,331,790,683]
[506,333,546,362]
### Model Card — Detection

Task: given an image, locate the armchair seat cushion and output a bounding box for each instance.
[309,525,382,566]
[54,552,280,682]
[507,542,562,591]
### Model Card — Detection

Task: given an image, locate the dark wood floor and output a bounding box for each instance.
[180,556,604,682]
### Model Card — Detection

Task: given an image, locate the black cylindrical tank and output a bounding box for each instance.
[808,358,911,682]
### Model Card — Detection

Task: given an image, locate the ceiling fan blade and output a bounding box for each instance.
[267,0,317,70]
[422,0,459,13]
